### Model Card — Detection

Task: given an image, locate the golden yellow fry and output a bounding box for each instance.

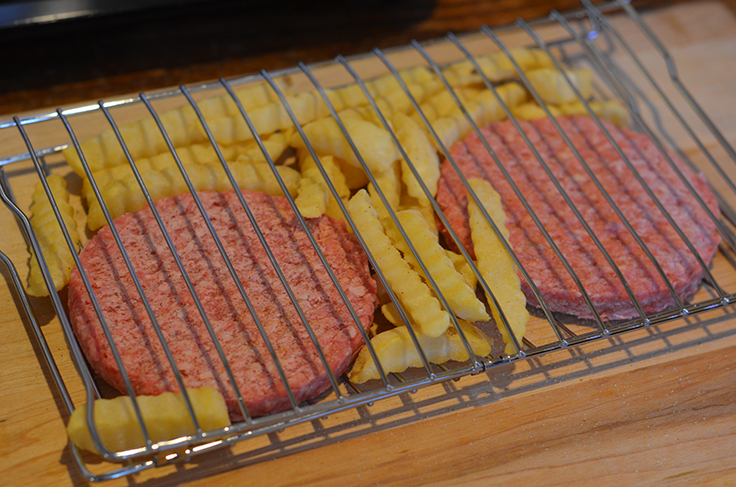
[398,200,437,237]
[468,178,529,355]
[368,161,402,223]
[295,173,330,218]
[295,154,349,219]
[336,157,369,190]
[66,387,230,454]
[62,79,294,176]
[27,174,81,296]
[291,116,399,174]
[411,87,481,125]
[429,82,527,151]
[347,190,450,337]
[445,249,478,291]
[393,112,440,207]
[525,68,594,105]
[556,100,631,128]
[81,133,290,204]
[299,153,350,200]
[509,99,630,128]
[348,320,492,383]
[366,66,438,98]
[443,48,554,87]
[86,161,301,230]
[381,302,405,327]
[511,102,562,121]
[206,73,442,151]
[390,209,489,322]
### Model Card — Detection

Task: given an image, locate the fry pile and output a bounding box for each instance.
[31,46,631,378]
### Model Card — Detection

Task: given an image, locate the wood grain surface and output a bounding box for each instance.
[1,1,736,486]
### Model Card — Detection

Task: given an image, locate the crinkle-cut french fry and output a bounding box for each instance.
[428,82,528,151]
[411,87,481,125]
[27,174,81,296]
[556,100,631,128]
[207,79,420,151]
[86,161,301,230]
[442,47,554,87]
[525,68,594,105]
[368,161,402,223]
[445,249,478,291]
[468,178,529,355]
[335,157,369,190]
[291,116,399,174]
[381,302,405,327]
[230,129,291,165]
[393,112,440,207]
[347,190,450,337]
[511,102,563,121]
[399,199,438,237]
[510,100,630,128]
[345,80,446,125]
[366,66,438,98]
[388,210,489,322]
[206,90,329,146]
[81,133,290,204]
[299,153,350,200]
[295,154,348,218]
[66,387,230,455]
[348,320,492,383]
[295,171,329,218]
[327,66,436,110]
[62,79,294,176]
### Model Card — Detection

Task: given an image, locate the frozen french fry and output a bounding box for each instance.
[291,116,399,175]
[86,161,301,230]
[348,320,492,383]
[442,47,554,87]
[368,161,402,223]
[428,82,527,151]
[445,249,478,291]
[347,190,450,337]
[66,387,230,454]
[388,209,489,322]
[524,68,594,105]
[393,112,440,207]
[62,79,294,176]
[27,174,81,296]
[468,178,529,355]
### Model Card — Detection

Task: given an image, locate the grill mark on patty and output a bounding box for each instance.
[529,119,658,306]
[264,195,357,359]
[170,194,276,403]
[215,192,314,393]
[96,234,172,388]
[485,121,614,303]
[564,117,678,292]
[132,207,232,396]
[610,124,717,267]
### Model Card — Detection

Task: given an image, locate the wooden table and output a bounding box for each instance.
[2,1,736,485]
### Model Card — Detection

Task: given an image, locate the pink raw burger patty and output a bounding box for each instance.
[68,190,377,420]
[437,116,721,320]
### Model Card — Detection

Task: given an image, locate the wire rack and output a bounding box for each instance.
[1,0,735,482]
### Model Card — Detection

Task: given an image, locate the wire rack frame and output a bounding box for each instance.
[0,0,735,481]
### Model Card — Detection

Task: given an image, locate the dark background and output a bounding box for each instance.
[0,0,732,114]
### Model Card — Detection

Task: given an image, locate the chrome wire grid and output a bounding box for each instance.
[1,0,735,481]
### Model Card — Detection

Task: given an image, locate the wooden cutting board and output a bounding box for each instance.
[1,2,736,486]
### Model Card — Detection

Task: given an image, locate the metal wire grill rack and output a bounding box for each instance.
[1,0,735,481]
